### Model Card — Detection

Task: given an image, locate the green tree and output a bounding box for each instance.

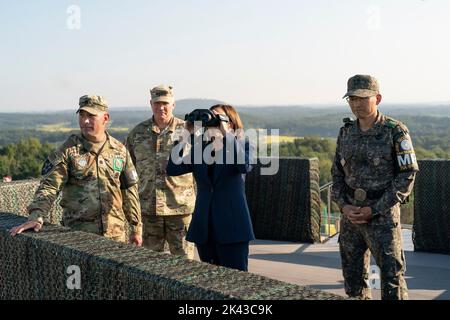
[0,138,54,180]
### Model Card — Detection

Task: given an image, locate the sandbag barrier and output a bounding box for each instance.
[246,158,321,243]
[0,213,343,300]
[414,160,450,254]
[0,179,62,224]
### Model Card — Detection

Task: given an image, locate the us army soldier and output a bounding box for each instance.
[331,75,419,300]
[10,95,143,246]
[125,85,195,259]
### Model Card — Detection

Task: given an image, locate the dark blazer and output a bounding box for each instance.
[166,133,255,245]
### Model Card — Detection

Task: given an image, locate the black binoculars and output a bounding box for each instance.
[185,109,230,127]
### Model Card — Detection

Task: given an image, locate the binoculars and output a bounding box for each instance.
[185,109,230,127]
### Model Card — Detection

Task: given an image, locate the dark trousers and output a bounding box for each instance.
[339,207,408,300]
[197,241,249,272]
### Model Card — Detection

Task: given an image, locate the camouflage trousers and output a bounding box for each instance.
[338,205,408,300]
[142,214,194,260]
[67,220,126,243]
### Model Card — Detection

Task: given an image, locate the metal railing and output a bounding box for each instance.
[319,182,340,242]
[318,182,413,242]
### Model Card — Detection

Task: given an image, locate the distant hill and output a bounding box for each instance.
[0,99,225,130]
[1,99,450,146]
[110,98,225,115]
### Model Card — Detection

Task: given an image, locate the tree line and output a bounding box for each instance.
[0,139,54,180]
[1,135,444,183]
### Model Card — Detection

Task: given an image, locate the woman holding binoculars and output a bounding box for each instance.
[166,104,255,271]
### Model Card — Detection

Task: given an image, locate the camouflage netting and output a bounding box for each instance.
[0,179,62,224]
[0,214,343,300]
[246,158,321,243]
[1,158,322,245]
[413,160,450,255]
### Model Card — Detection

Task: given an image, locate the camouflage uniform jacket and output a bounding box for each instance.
[125,116,195,216]
[28,132,142,237]
[332,112,419,220]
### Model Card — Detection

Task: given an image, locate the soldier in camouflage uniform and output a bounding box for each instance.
[332,75,419,300]
[10,95,143,245]
[125,85,196,259]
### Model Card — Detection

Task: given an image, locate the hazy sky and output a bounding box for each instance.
[1,0,449,111]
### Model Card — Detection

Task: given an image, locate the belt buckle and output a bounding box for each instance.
[354,188,367,203]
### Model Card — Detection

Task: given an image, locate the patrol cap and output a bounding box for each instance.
[343,75,379,99]
[150,85,174,104]
[76,95,108,115]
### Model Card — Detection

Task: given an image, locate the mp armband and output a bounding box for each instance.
[120,168,139,189]
[394,131,419,172]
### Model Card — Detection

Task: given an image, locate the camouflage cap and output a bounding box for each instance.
[76,95,108,115]
[150,85,174,104]
[343,75,379,99]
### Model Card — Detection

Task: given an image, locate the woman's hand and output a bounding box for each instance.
[219,120,231,136]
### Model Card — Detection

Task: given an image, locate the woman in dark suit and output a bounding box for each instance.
[166,104,255,271]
